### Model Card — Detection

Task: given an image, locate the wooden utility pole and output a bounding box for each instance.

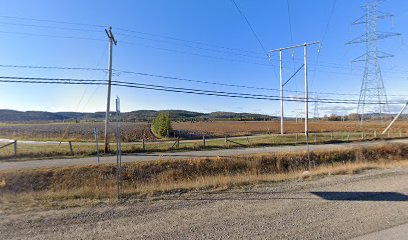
[104,26,117,153]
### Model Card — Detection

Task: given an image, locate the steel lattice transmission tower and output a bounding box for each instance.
[347,0,400,124]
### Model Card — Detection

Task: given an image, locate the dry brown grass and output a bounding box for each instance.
[173,120,408,137]
[0,122,155,142]
[1,143,408,204]
[2,120,408,143]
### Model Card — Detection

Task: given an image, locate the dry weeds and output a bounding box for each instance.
[1,143,408,208]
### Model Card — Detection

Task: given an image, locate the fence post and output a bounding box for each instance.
[177,137,180,148]
[374,131,377,138]
[295,133,298,143]
[314,134,317,143]
[69,141,74,155]
[14,140,17,157]
[361,132,364,140]
[93,128,99,164]
[225,136,228,147]
[203,135,206,147]
[246,137,250,145]
[142,137,145,150]
[347,133,350,141]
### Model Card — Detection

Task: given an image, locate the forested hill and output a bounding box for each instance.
[0,109,275,122]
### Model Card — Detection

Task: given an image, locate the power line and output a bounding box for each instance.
[116,32,266,60]
[0,14,267,57]
[115,28,265,56]
[0,21,102,33]
[321,0,337,44]
[2,14,407,76]
[0,30,104,42]
[286,0,294,46]
[1,63,408,97]
[0,64,106,71]
[0,15,105,28]
[0,76,404,105]
[230,0,268,55]
[120,40,272,67]
[311,0,337,94]
[0,19,269,61]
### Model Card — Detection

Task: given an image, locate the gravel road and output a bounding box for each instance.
[1,167,408,239]
[1,139,408,171]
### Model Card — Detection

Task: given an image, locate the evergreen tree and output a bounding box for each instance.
[151,112,172,138]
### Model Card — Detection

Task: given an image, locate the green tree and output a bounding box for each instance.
[151,112,172,138]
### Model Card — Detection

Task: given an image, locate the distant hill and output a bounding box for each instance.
[0,109,276,123]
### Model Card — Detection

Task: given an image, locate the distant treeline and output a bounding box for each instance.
[0,109,277,123]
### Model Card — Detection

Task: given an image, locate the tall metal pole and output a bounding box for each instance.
[304,43,312,170]
[104,27,117,153]
[304,44,308,136]
[279,49,284,135]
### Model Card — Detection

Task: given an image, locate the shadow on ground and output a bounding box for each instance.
[311,192,408,201]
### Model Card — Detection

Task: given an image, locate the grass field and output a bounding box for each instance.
[1,143,408,211]
[173,120,408,137]
[0,122,155,142]
[1,120,407,142]
[0,120,407,159]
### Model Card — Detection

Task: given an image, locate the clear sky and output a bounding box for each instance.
[0,0,407,117]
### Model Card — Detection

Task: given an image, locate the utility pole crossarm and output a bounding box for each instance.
[269,41,320,53]
[105,27,117,45]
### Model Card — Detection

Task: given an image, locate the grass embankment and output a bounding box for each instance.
[1,143,408,210]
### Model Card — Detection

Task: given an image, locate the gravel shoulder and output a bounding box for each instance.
[1,167,408,239]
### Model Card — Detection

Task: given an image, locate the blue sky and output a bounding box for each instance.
[0,0,407,116]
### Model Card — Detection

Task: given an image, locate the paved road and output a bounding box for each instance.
[351,222,408,240]
[0,134,275,145]
[1,167,408,239]
[1,139,408,171]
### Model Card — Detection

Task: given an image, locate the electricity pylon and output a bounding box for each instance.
[347,0,400,124]
[313,95,319,119]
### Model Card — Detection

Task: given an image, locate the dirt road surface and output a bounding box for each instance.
[1,139,408,171]
[1,167,408,239]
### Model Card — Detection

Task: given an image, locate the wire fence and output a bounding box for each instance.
[0,130,406,160]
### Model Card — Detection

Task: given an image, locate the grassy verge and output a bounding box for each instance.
[1,143,408,212]
[1,132,404,160]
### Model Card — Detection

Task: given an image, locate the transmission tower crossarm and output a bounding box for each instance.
[351,51,394,62]
[347,32,401,44]
[353,12,394,25]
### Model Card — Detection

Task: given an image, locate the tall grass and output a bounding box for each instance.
[1,144,408,202]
